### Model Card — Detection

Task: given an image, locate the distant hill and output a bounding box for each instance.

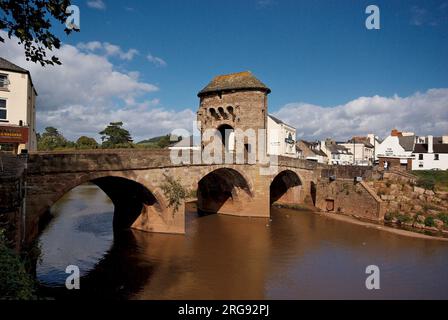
[137,134,181,149]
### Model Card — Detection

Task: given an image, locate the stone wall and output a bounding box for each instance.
[367,179,448,233]
[320,165,373,180]
[0,155,26,250]
[315,178,384,221]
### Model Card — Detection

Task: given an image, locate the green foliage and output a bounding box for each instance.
[413,171,448,192]
[160,174,188,214]
[385,212,411,224]
[437,212,448,225]
[76,136,98,149]
[396,214,411,224]
[137,134,181,149]
[37,127,74,151]
[188,188,197,199]
[0,0,77,66]
[0,230,36,300]
[99,122,133,148]
[424,216,435,227]
[416,177,436,191]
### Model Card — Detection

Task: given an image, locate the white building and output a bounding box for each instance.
[0,57,37,153]
[339,137,374,166]
[267,114,297,158]
[412,135,448,170]
[320,140,353,165]
[375,130,415,169]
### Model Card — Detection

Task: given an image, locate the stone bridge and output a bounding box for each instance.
[21,149,376,246]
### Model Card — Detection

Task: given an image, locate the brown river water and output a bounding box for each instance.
[36,184,448,299]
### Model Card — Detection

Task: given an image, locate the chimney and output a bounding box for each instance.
[391,129,401,137]
[428,135,433,154]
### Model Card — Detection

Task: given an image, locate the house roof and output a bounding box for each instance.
[198,71,271,97]
[268,114,295,129]
[0,57,28,74]
[347,136,374,148]
[398,135,415,152]
[0,57,37,95]
[298,140,327,157]
[414,144,448,154]
[327,144,352,155]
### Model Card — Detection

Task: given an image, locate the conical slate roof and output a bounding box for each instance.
[198,71,271,97]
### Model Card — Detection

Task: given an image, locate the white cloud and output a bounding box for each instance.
[87,0,106,10]
[274,89,448,141]
[257,0,276,9]
[77,41,139,60]
[0,31,194,142]
[147,53,167,67]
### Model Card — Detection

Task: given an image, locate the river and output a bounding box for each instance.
[36,184,448,299]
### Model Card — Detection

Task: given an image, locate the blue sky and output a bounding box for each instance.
[67,0,448,109]
[2,0,448,141]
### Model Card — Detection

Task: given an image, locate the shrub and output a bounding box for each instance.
[396,214,411,224]
[160,174,188,214]
[424,216,435,227]
[437,212,448,225]
[0,230,36,300]
[416,177,435,191]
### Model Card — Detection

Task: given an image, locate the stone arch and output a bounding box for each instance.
[270,170,303,205]
[33,171,166,237]
[196,167,253,215]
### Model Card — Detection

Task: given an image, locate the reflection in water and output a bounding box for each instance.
[37,184,448,299]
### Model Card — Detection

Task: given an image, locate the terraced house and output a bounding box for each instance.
[0,57,37,154]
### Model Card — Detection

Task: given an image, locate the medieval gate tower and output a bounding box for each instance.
[197,71,271,160]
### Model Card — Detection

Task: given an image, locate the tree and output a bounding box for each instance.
[0,0,77,66]
[37,126,71,150]
[76,136,98,149]
[99,122,133,148]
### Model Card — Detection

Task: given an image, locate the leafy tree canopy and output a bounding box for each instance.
[37,126,73,150]
[99,122,133,148]
[0,0,77,66]
[76,136,98,149]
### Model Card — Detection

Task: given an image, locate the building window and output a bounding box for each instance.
[418,154,423,160]
[0,99,6,121]
[419,164,424,168]
[0,74,9,89]
[434,154,439,161]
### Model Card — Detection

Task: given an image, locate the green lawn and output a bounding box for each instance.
[412,170,448,192]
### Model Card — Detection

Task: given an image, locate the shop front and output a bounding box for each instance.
[0,125,29,154]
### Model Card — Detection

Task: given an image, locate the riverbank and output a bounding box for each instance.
[273,203,448,242]
[314,211,448,242]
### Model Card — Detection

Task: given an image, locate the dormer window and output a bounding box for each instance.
[0,74,9,89]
